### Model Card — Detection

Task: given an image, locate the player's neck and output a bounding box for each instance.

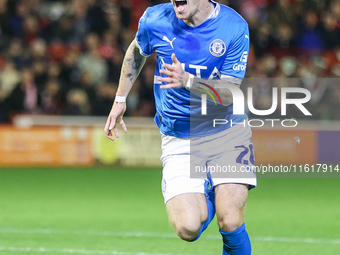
[184,1,215,27]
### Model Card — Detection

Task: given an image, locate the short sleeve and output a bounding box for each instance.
[220,26,250,84]
[135,8,153,57]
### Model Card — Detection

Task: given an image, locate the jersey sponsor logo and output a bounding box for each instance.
[162,36,176,49]
[232,52,248,71]
[180,63,221,79]
[209,39,226,57]
[240,51,248,62]
[233,63,247,71]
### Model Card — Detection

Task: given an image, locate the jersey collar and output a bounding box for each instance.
[207,0,220,19]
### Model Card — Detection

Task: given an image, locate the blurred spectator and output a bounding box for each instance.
[273,24,294,50]
[3,68,41,119]
[268,0,297,31]
[251,22,274,58]
[47,62,61,81]
[104,6,121,39]
[92,82,117,116]
[53,15,74,44]
[0,0,339,122]
[9,1,28,38]
[0,0,12,49]
[119,0,132,29]
[296,11,325,53]
[119,28,136,51]
[0,61,20,99]
[86,0,109,36]
[23,15,40,45]
[48,41,67,63]
[321,12,340,50]
[31,38,48,60]
[78,33,108,84]
[32,60,48,92]
[59,49,81,91]
[64,88,91,115]
[6,38,31,69]
[41,79,64,114]
[99,31,117,60]
[71,0,89,43]
[77,70,96,107]
[107,48,124,83]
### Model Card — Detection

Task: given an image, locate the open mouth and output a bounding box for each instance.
[174,0,187,13]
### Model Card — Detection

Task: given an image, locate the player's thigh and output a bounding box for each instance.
[160,133,208,229]
[215,183,248,231]
[207,124,257,189]
[161,132,206,204]
[162,154,208,227]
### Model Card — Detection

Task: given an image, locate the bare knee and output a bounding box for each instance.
[215,184,248,232]
[168,206,204,241]
[166,193,208,242]
[173,222,201,242]
[218,213,244,232]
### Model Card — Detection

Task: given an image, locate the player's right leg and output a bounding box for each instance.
[160,133,215,241]
[166,192,207,241]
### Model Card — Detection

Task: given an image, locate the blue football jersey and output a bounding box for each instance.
[136,1,249,138]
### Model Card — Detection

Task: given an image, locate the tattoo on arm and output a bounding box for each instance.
[122,41,146,84]
[116,40,147,97]
[127,73,133,82]
[132,49,144,71]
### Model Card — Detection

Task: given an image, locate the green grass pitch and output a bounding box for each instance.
[0,167,339,254]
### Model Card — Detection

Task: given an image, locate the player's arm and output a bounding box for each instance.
[104,39,147,141]
[158,53,239,106]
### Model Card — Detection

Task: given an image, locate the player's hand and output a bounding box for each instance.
[104,102,128,141]
[158,53,189,89]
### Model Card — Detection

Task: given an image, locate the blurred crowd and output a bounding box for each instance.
[0,0,340,123]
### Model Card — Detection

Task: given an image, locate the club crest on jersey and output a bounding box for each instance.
[209,39,226,57]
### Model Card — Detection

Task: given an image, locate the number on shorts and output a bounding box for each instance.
[235,145,255,165]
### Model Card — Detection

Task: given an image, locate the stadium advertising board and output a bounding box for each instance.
[0,126,93,166]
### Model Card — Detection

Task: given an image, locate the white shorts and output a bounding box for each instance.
[160,123,257,203]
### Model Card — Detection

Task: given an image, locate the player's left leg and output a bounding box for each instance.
[197,123,255,254]
[215,183,251,255]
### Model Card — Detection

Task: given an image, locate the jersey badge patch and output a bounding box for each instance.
[209,39,226,57]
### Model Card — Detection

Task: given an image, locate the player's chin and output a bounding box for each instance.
[174,11,189,20]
